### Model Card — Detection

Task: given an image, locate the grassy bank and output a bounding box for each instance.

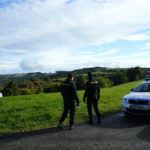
[0,80,143,134]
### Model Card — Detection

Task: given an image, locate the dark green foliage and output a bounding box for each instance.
[105,78,114,87]
[42,83,61,93]
[20,88,32,95]
[75,75,86,90]
[111,72,128,85]
[126,67,144,81]
[96,76,109,88]
[0,87,3,92]
[2,81,20,97]
[34,86,44,94]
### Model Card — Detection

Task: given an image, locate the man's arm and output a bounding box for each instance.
[97,83,100,100]
[72,83,80,105]
[83,82,88,102]
[60,84,65,98]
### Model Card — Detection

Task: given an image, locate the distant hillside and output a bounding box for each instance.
[0,66,147,87]
[0,67,112,87]
[0,72,49,87]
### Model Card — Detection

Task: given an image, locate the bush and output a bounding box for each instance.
[126,67,144,81]
[75,75,86,90]
[2,81,20,97]
[112,72,128,85]
[105,78,114,87]
[20,88,32,95]
[42,83,61,93]
[96,76,108,88]
[0,87,3,93]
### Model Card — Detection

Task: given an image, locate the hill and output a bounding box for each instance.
[0,67,116,87]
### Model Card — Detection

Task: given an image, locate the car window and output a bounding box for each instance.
[133,83,150,92]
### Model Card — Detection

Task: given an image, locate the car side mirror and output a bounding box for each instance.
[131,88,134,91]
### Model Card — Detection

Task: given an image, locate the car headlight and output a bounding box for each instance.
[123,97,128,104]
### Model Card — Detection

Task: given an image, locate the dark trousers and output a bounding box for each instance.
[59,100,75,125]
[87,96,101,122]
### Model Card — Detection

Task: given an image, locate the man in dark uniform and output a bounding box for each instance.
[83,72,101,124]
[58,73,80,130]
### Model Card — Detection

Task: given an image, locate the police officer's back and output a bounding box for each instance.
[83,73,101,124]
[59,73,80,130]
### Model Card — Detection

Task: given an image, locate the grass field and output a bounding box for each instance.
[0,80,143,134]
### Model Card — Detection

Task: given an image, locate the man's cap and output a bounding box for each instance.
[88,72,93,78]
[68,73,74,78]
[88,72,93,77]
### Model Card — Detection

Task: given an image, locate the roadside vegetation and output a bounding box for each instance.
[0,80,143,134]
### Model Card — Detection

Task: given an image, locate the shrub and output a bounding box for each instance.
[2,81,20,97]
[75,75,86,90]
[96,76,108,88]
[20,88,32,95]
[111,72,128,85]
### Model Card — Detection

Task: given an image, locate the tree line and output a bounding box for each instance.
[1,67,144,97]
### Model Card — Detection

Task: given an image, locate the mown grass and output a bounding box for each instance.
[0,80,143,134]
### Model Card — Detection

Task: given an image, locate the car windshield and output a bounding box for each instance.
[133,83,150,92]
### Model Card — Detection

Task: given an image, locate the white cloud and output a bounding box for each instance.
[1,0,150,73]
[142,43,150,50]
[121,34,149,41]
[20,58,44,71]
[1,0,150,52]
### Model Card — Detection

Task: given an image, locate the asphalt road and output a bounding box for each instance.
[1,112,150,150]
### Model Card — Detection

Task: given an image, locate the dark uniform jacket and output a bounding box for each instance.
[61,79,80,103]
[84,78,100,100]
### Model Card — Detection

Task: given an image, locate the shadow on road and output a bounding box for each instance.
[99,112,150,129]
[0,126,71,143]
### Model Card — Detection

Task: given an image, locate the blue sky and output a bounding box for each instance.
[1,0,150,74]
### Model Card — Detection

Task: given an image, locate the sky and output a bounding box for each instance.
[1,0,150,74]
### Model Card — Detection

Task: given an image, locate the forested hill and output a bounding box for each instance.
[0,67,114,87]
[0,67,105,87]
[0,67,148,87]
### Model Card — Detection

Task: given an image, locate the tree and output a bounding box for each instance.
[126,67,144,81]
[96,76,108,88]
[0,87,3,92]
[2,81,20,97]
[112,72,128,85]
[75,75,86,90]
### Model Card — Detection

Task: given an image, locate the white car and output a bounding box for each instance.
[122,80,150,115]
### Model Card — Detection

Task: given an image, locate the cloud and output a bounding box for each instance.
[1,0,150,73]
[121,34,149,41]
[142,43,150,50]
[0,61,18,74]
[1,0,150,52]
[20,58,44,71]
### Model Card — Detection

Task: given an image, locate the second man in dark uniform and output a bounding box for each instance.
[83,72,101,124]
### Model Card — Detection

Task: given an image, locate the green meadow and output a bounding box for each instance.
[0,80,143,134]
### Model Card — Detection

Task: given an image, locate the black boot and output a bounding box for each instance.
[87,120,93,124]
[58,122,63,129]
[97,117,101,124]
[69,124,75,130]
